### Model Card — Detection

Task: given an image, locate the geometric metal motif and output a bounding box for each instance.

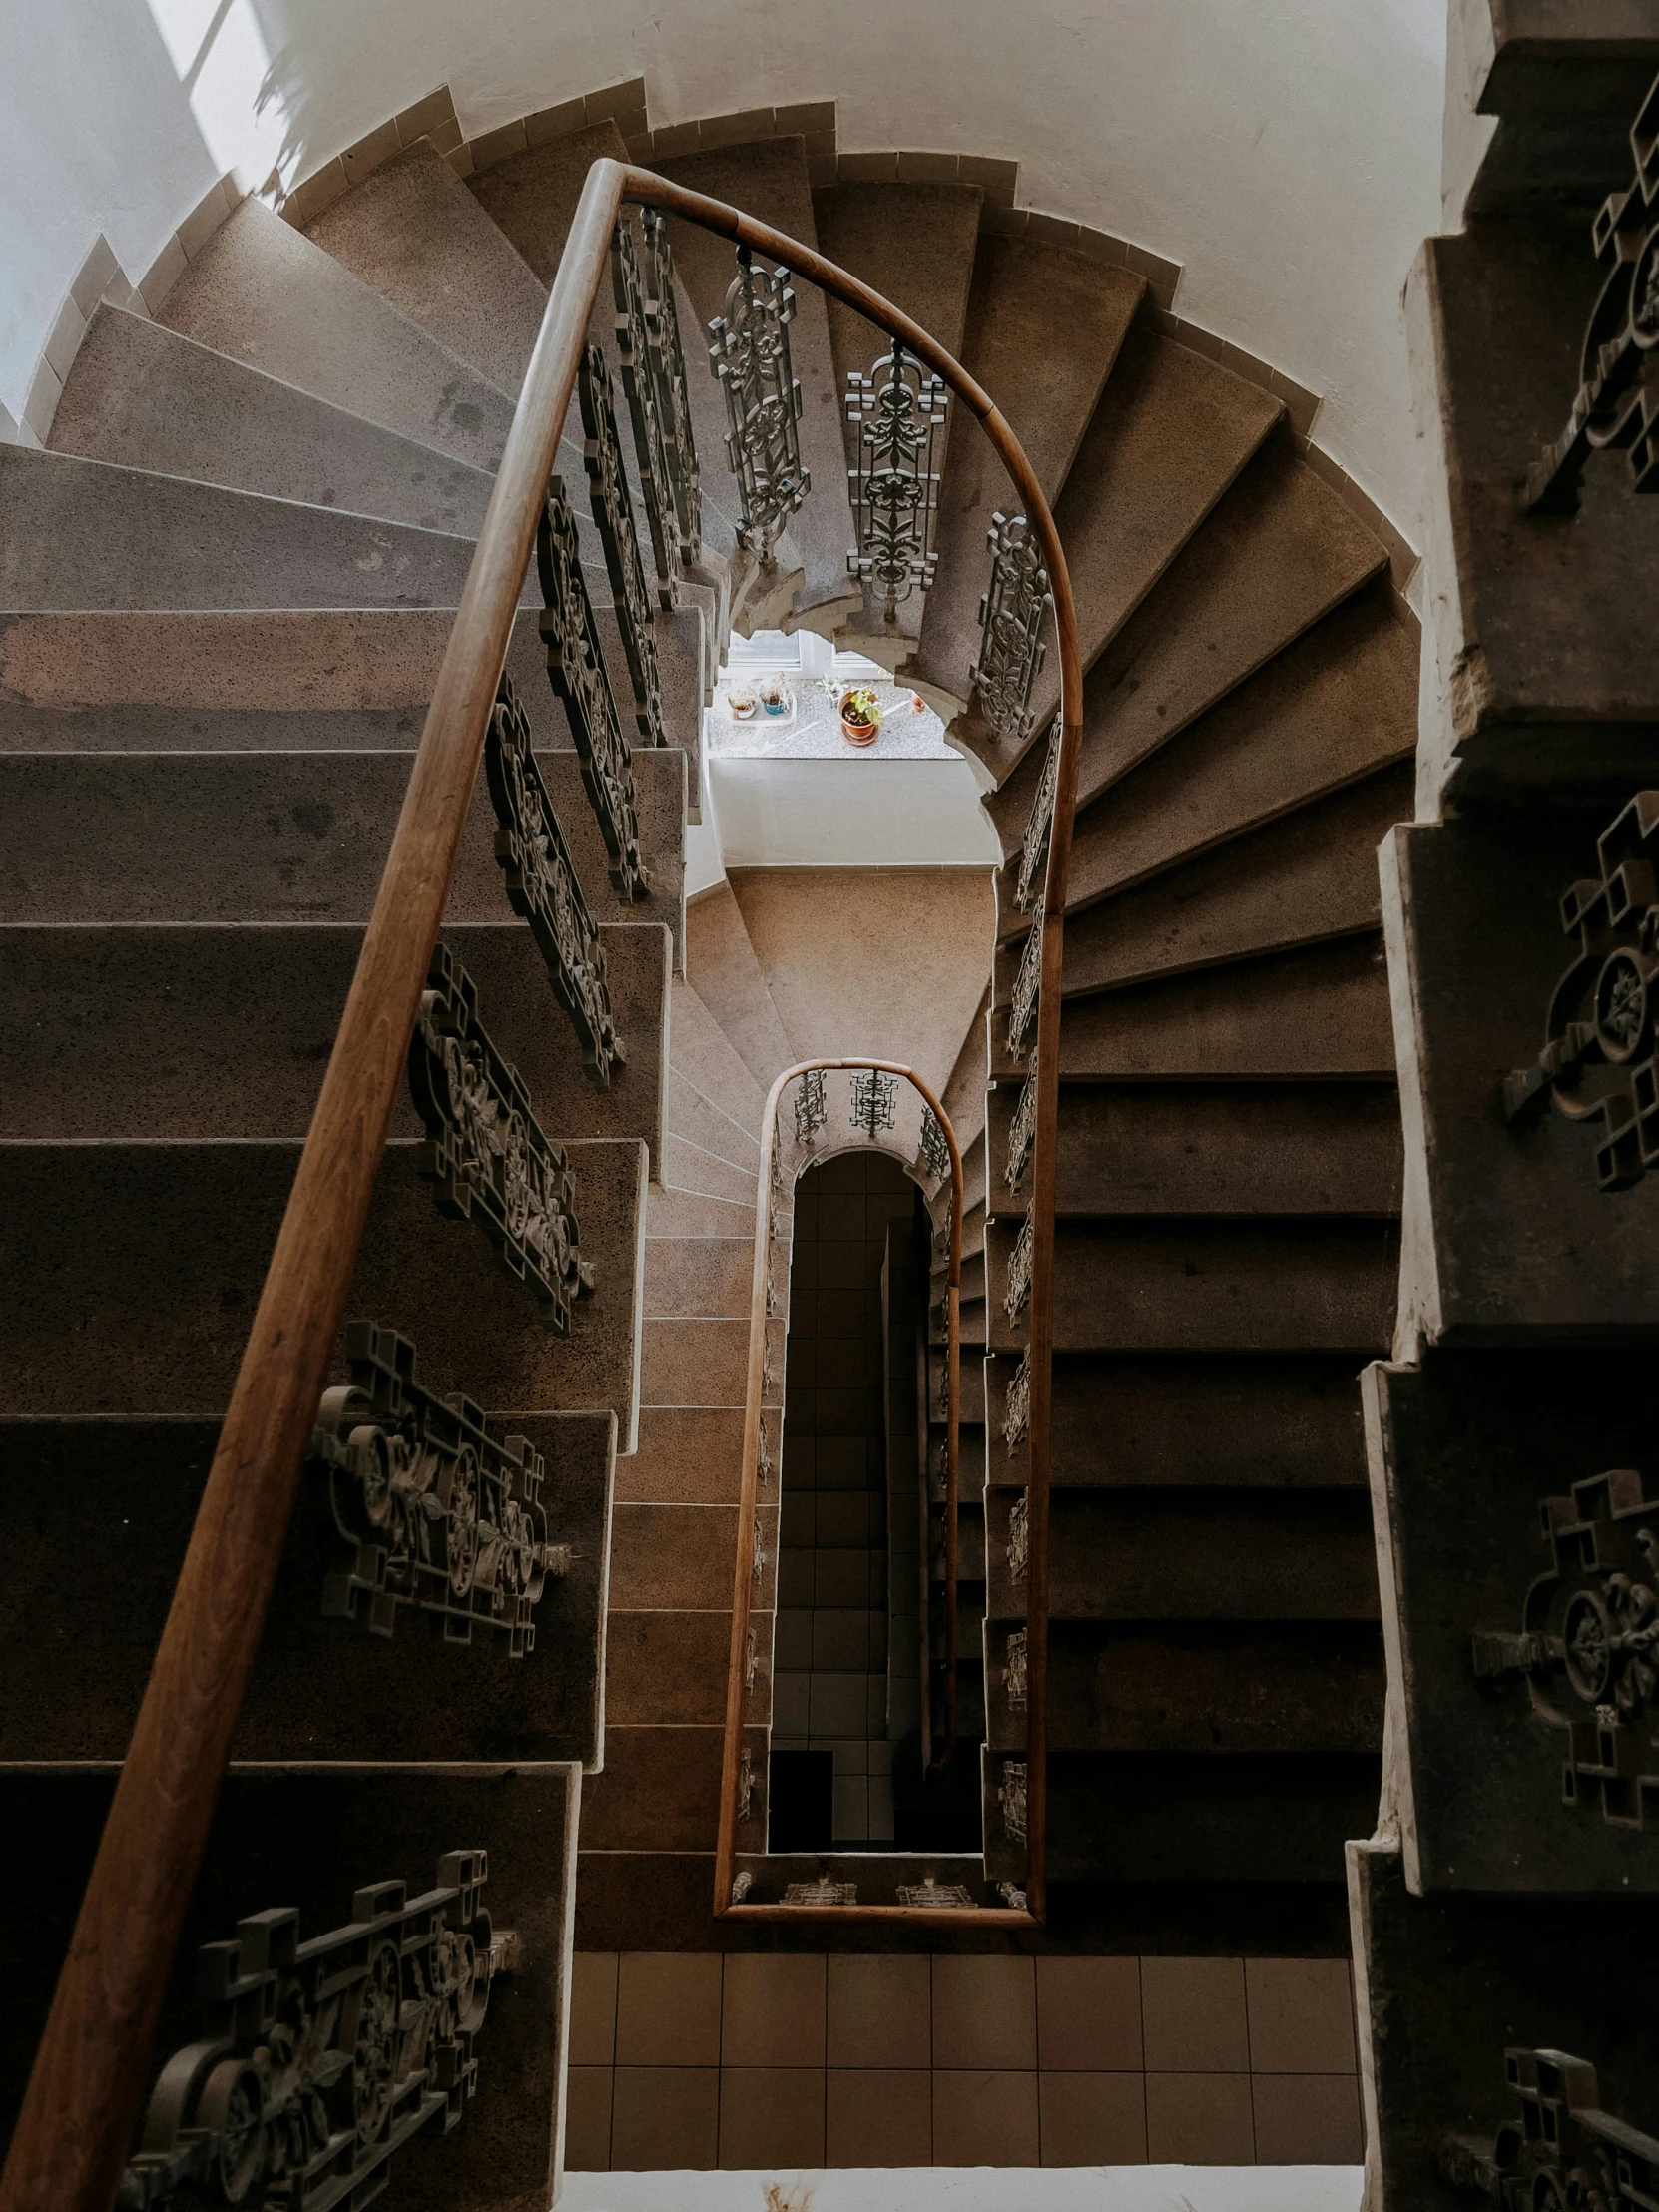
[611,214,677,606]
[782,1878,859,1906]
[1004,1349,1030,1455]
[999,1759,1028,1844]
[407,943,596,1332]
[845,344,948,625]
[1441,2047,1659,2212]
[794,1065,828,1144]
[1503,790,1659,1189]
[970,512,1051,749]
[1471,1465,1659,1828]
[918,1104,950,1184]
[1004,1206,1033,1323]
[484,675,625,1091]
[1007,900,1043,1062]
[708,246,810,561]
[639,208,703,576]
[894,1876,975,1907]
[1004,1626,1028,1711]
[535,477,652,903]
[1523,72,1659,512]
[1015,712,1063,913]
[850,1067,898,1138]
[1006,1487,1029,1583]
[579,341,666,748]
[1006,1063,1037,1193]
[117,1852,510,2212]
[309,1321,570,1657]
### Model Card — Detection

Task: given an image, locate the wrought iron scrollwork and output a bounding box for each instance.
[971,513,1051,747]
[1004,1207,1034,1323]
[1523,72,1659,513]
[117,1854,513,2211]
[485,676,625,1090]
[1007,901,1043,1061]
[579,342,666,749]
[845,343,948,625]
[641,209,703,573]
[850,1067,898,1138]
[1006,1488,1030,1583]
[535,476,652,903]
[1005,1626,1028,1711]
[1503,791,1659,1189]
[308,1321,569,1655]
[895,1877,974,1907]
[999,1758,1028,1844]
[1015,714,1062,913]
[407,944,596,1330]
[611,215,677,605]
[1471,1464,1659,1827]
[1442,2048,1659,2211]
[1006,1065,1037,1193]
[708,245,810,560]
[918,1105,950,1185]
[1004,1349,1030,1455]
[794,1065,828,1144]
[783,1876,857,1905]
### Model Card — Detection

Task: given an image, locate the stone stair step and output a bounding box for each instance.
[985,1620,1384,1755]
[641,1314,781,1412]
[1048,759,1414,995]
[665,1066,761,1174]
[49,306,495,536]
[306,141,549,397]
[645,1184,754,1240]
[643,1234,755,1319]
[0,1763,580,2209]
[160,195,517,473]
[985,1351,1370,1489]
[1,1409,613,1765]
[983,1217,1398,1353]
[985,1749,1381,1884]
[0,747,688,967]
[939,983,990,1158]
[928,1345,984,1426]
[469,120,630,281]
[684,880,797,1089]
[0,446,478,611]
[621,1405,748,1504]
[668,976,767,1138]
[0,1137,647,1441]
[983,1487,1380,1620]
[0,919,671,1175]
[911,237,1143,711]
[983,1079,1402,1218]
[654,138,861,632]
[661,1131,757,1206]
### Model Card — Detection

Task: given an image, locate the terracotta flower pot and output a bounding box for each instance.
[840,713,879,747]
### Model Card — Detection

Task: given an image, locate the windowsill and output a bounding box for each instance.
[708,678,954,761]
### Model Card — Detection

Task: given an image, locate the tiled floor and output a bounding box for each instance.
[566,1951,1364,2170]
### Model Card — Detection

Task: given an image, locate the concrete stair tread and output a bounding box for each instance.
[661,1130,757,1206]
[665,1064,762,1174]
[642,1232,755,1319]
[939,983,991,1160]
[684,880,797,1089]
[159,195,518,474]
[668,976,768,1137]
[912,237,1144,708]
[645,1184,755,1239]
[305,140,549,397]
[48,306,496,537]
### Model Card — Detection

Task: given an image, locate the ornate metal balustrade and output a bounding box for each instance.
[1522,70,1659,513]
[1007,1065,1037,1192]
[918,1103,951,1185]
[309,1321,570,1655]
[1471,1464,1659,1827]
[845,343,949,626]
[536,478,653,902]
[709,245,810,560]
[1503,790,1659,1189]
[117,1853,511,2211]
[408,944,596,1330]
[971,513,1052,748]
[850,1065,899,1138]
[1015,715,1062,912]
[486,676,626,1089]
[1008,900,1044,1062]
[1004,1348,1031,1452]
[611,212,684,602]
[1443,2048,1659,2210]
[793,1065,828,1142]
[1004,1207,1034,1321]
[579,343,667,749]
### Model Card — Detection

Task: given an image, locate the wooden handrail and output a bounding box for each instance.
[0,156,1079,2207]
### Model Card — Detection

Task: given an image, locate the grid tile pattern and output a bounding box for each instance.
[567,1950,1363,2170]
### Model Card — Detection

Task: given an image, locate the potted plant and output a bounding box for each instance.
[727,680,757,720]
[839,684,883,748]
[758,673,790,717]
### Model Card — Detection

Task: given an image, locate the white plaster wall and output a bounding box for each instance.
[1,0,1444,536]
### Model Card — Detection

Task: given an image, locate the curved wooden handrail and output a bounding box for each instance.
[0,156,1079,2210]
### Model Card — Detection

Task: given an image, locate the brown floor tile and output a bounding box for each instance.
[608,1502,737,1608]
[1145,2072,1256,2164]
[1039,2071,1148,2165]
[611,2065,719,2168]
[565,2066,615,2170]
[620,1407,746,1504]
[827,2068,933,2166]
[718,2066,827,2168]
[932,2069,1040,2165]
[828,1953,931,2068]
[1245,1957,1357,2073]
[722,1951,828,2067]
[570,1951,619,2066]
[933,1954,1038,2070]
[1036,1955,1142,2069]
[1141,1956,1249,2072]
[1252,2072,1364,2163]
[615,1951,723,2065]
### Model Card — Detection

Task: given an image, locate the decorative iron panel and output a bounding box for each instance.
[579,341,667,749]
[407,943,596,1330]
[895,1878,974,1907]
[118,1853,512,2211]
[918,1104,950,1184]
[845,343,949,624]
[1004,1207,1034,1322]
[708,246,810,559]
[970,513,1051,749]
[485,675,625,1090]
[611,214,677,603]
[850,1067,898,1138]
[535,476,653,903]
[999,1758,1028,1844]
[639,208,703,573]
[1004,1626,1028,1711]
[1007,901,1043,1062]
[1006,1488,1030,1583]
[1442,2047,1659,2210]
[1471,1464,1659,1828]
[794,1066,828,1144]
[308,1321,570,1655]
[1015,714,1062,913]
[1006,1064,1037,1193]
[1503,790,1659,1189]
[1004,1350,1030,1455]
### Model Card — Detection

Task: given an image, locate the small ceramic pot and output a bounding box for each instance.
[728,687,756,720]
[840,712,879,748]
[761,690,789,716]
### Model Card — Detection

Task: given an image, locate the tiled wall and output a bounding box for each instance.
[566,1950,1363,2170]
